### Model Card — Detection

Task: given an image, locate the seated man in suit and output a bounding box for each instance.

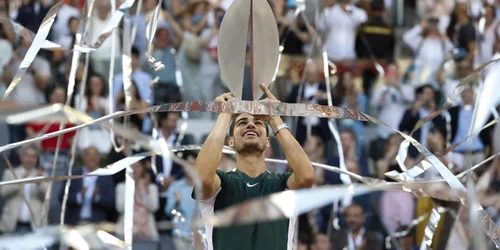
[0,145,48,233]
[331,203,382,250]
[62,146,115,225]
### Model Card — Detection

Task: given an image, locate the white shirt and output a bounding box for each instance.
[403,25,454,88]
[347,228,366,250]
[158,131,177,197]
[89,14,121,60]
[371,84,414,139]
[316,5,367,61]
[7,57,50,105]
[302,82,320,126]
[0,40,13,78]
[77,168,100,219]
[18,170,35,223]
[51,4,80,42]
[475,20,500,66]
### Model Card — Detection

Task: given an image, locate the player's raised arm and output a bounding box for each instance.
[260,84,315,189]
[195,93,235,199]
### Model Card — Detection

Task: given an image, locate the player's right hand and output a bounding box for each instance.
[214,92,236,102]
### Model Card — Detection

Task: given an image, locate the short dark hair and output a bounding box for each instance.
[131,47,140,58]
[415,84,434,96]
[229,114,270,137]
[340,129,357,144]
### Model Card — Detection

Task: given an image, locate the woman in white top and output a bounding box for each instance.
[74,74,112,153]
[475,5,500,66]
[116,160,159,241]
[403,17,454,88]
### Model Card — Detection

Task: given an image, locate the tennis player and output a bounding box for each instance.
[195,84,315,250]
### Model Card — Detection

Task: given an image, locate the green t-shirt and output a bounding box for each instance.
[199,169,294,250]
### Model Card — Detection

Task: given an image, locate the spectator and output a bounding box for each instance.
[14,0,50,34]
[25,87,76,173]
[475,4,500,66]
[178,0,212,104]
[75,74,112,154]
[448,84,492,167]
[422,0,454,33]
[0,145,48,234]
[331,203,383,250]
[56,16,80,51]
[374,133,402,178]
[335,70,367,154]
[62,146,115,225]
[165,151,197,250]
[116,80,149,118]
[311,233,331,250]
[146,21,183,105]
[355,0,395,95]
[447,1,477,63]
[113,47,153,109]
[133,0,184,54]
[0,24,13,81]
[302,135,327,185]
[154,112,191,221]
[394,225,419,250]
[51,0,80,42]
[116,160,159,241]
[316,0,368,62]
[417,128,463,179]
[437,60,473,105]
[403,17,453,89]
[89,0,121,80]
[399,84,446,159]
[3,38,51,107]
[379,181,415,235]
[274,0,310,100]
[197,6,227,104]
[325,129,370,185]
[165,0,189,18]
[287,60,332,146]
[370,63,413,160]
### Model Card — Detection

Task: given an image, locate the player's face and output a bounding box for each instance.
[230,114,270,155]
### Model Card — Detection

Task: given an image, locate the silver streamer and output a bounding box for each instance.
[2,1,64,100]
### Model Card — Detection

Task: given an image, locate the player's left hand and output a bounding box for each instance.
[259,84,281,122]
[260,83,280,103]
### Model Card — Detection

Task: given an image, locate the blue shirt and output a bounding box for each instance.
[452,106,484,152]
[165,178,196,239]
[113,70,153,132]
[131,13,175,54]
[146,45,177,84]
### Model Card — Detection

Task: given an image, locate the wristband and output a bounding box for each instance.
[273,123,289,135]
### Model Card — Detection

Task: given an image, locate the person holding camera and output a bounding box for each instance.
[403,16,454,89]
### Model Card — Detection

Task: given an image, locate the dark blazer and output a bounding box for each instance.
[287,83,334,146]
[151,133,192,182]
[16,2,50,34]
[448,106,493,149]
[398,108,447,158]
[61,168,115,225]
[331,229,383,250]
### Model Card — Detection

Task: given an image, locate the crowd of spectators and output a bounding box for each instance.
[0,0,500,249]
